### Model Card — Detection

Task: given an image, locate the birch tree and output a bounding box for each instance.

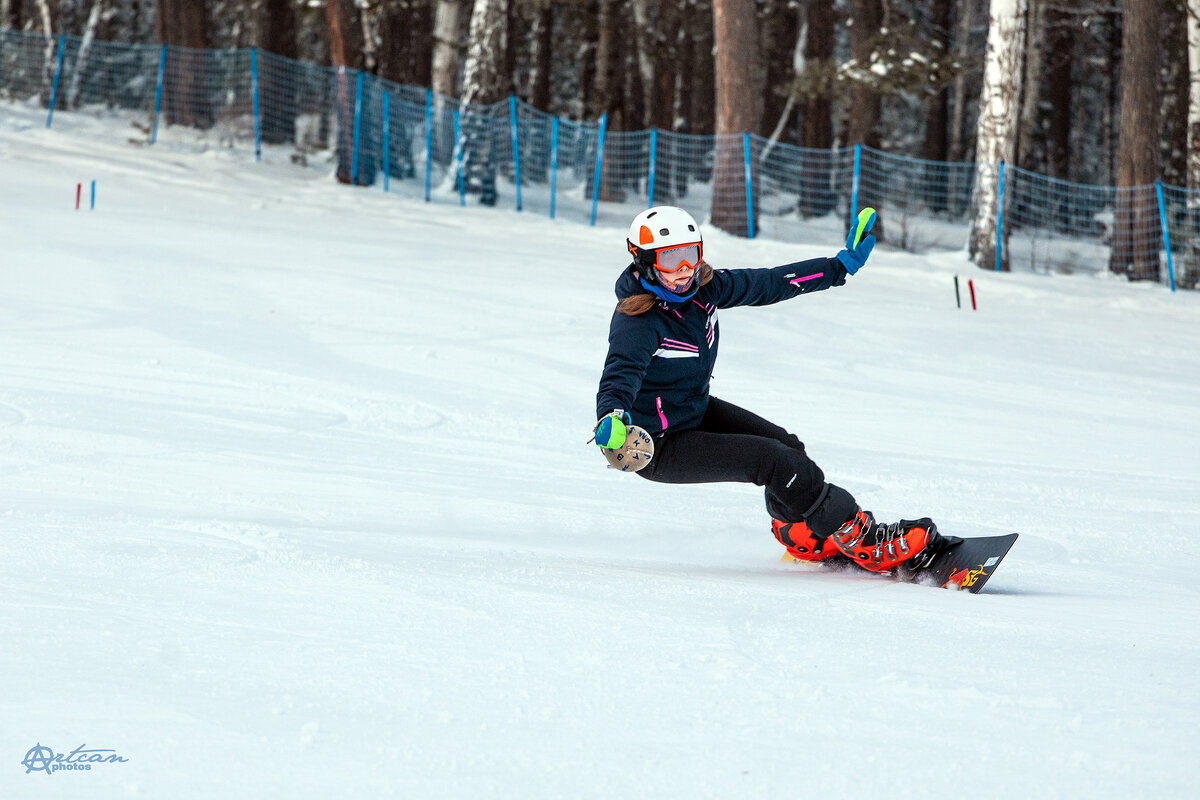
[460,0,507,205]
[431,0,464,99]
[968,0,1027,271]
[65,0,107,109]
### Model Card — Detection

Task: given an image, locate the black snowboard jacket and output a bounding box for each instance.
[596,257,848,435]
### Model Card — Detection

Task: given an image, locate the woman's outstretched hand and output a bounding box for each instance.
[836,207,877,275]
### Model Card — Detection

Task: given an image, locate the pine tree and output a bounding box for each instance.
[1110,0,1160,280]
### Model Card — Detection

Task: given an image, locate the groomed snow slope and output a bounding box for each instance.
[2,104,1199,798]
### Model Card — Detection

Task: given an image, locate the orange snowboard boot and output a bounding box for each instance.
[771,519,843,562]
[829,509,945,572]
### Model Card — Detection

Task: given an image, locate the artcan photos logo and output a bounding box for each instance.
[20,743,130,775]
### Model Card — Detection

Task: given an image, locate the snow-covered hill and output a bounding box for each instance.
[2,102,1198,798]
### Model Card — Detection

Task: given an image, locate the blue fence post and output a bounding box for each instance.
[590,114,607,226]
[45,34,65,128]
[509,96,522,212]
[455,109,465,206]
[1156,181,1177,292]
[151,44,166,144]
[424,88,434,201]
[647,129,657,208]
[351,71,364,185]
[549,116,559,219]
[743,133,755,239]
[995,161,1006,272]
[250,48,262,162]
[381,91,390,193]
[850,144,862,224]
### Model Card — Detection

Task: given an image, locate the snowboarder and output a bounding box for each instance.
[592,206,956,574]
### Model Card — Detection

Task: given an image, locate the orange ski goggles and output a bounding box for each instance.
[653,243,702,273]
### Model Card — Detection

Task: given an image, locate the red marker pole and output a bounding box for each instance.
[75,182,81,210]
[968,278,977,311]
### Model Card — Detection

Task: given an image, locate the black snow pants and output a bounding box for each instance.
[637,396,826,522]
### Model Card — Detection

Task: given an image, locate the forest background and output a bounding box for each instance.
[2,0,1195,283]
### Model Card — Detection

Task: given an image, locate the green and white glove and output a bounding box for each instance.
[591,410,654,472]
[836,207,877,275]
[593,410,631,449]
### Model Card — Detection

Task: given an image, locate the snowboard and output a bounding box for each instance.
[783,533,1019,593]
[913,533,1019,593]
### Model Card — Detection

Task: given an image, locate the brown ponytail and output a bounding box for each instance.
[616,260,714,316]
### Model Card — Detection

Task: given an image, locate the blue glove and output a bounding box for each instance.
[593,410,632,449]
[836,207,877,275]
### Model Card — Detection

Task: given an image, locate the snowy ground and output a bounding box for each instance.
[2,103,1199,798]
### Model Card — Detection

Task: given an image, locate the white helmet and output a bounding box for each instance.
[626,206,703,285]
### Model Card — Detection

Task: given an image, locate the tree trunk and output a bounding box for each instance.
[1184,0,1200,287]
[258,0,298,145]
[461,0,507,205]
[1103,9,1120,186]
[2,0,22,30]
[156,0,214,129]
[1110,0,1160,280]
[359,0,383,75]
[630,0,655,128]
[759,0,798,139]
[325,0,362,184]
[378,1,432,87]
[948,0,974,165]
[462,0,507,107]
[846,0,883,239]
[630,0,677,200]
[528,0,552,112]
[687,0,715,136]
[968,0,1028,271]
[711,0,758,236]
[798,0,834,217]
[1161,0,1189,189]
[1044,6,1073,181]
[1189,0,1200,190]
[923,0,951,212]
[66,0,107,110]
[590,0,625,202]
[846,0,882,149]
[431,0,464,98]
[1015,0,1044,171]
[36,0,54,108]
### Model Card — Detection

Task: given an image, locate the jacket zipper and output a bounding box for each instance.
[656,396,668,430]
